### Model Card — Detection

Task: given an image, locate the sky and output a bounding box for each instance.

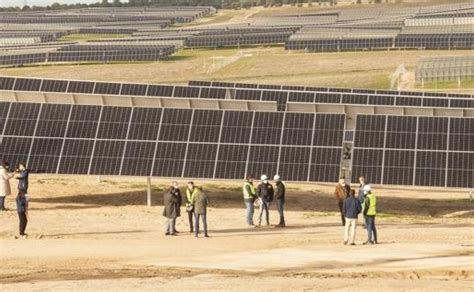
[0,0,129,7]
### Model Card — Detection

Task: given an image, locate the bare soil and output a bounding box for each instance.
[0,175,473,291]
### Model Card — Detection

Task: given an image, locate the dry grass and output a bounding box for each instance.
[1,47,472,92]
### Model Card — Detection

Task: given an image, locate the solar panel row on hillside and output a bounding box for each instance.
[1,77,472,111]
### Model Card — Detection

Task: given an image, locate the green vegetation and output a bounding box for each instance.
[415,79,474,91]
[57,33,130,42]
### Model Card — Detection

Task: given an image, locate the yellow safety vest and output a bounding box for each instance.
[243,182,256,199]
[186,188,198,204]
[366,193,377,216]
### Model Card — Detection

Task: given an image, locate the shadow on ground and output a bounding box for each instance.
[33,189,474,217]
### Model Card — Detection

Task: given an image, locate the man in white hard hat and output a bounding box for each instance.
[362,184,378,244]
[256,174,274,227]
[273,174,286,227]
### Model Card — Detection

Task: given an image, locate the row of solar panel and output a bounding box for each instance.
[0,47,176,66]
[1,77,472,110]
[352,115,473,188]
[286,34,474,51]
[188,80,472,98]
[186,32,293,47]
[0,102,344,182]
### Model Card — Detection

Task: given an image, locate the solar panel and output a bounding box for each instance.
[0,77,15,90]
[121,83,148,96]
[67,81,95,94]
[353,115,473,188]
[13,78,42,92]
[40,79,69,93]
[3,76,473,112]
[0,101,345,182]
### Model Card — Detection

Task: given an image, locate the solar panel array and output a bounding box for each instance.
[1,77,472,112]
[415,55,474,83]
[0,102,345,182]
[352,115,473,188]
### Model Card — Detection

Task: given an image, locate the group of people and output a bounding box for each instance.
[0,161,30,239]
[335,176,377,245]
[1,159,376,244]
[161,174,286,238]
[162,181,210,238]
[243,174,286,228]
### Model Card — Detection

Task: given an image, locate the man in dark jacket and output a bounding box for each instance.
[192,188,209,238]
[16,191,28,239]
[257,174,274,227]
[16,163,29,194]
[342,189,361,245]
[163,183,179,236]
[274,174,286,228]
[334,178,350,226]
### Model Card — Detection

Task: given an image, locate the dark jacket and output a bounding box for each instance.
[275,181,285,201]
[192,189,209,215]
[163,188,179,219]
[257,182,274,203]
[17,169,29,193]
[16,194,28,213]
[342,196,361,219]
[334,184,350,202]
[170,187,182,217]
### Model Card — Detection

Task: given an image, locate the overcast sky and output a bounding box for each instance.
[1,0,130,7]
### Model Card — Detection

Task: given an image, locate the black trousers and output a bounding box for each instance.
[338,201,345,226]
[187,210,194,232]
[18,212,27,235]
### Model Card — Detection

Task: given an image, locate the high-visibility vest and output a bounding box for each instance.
[366,193,377,216]
[243,182,256,199]
[186,188,198,204]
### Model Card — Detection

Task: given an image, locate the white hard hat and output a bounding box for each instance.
[363,185,372,193]
[273,174,281,181]
[261,174,268,181]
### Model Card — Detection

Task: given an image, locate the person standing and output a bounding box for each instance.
[192,187,209,238]
[343,189,361,245]
[16,191,28,239]
[0,161,14,211]
[358,176,367,207]
[243,176,257,227]
[362,185,378,245]
[185,181,198,233]
[256,174,274,227]
[163,182,180,236]
[334,178,350,226]
[274,174,286,228]
[174,181,182,233]
[15,163,29,201]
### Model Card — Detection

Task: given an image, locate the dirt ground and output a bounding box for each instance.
[0,175,473,291]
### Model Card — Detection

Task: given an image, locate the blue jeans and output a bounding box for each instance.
[259,201,270,225]
[365,215,377,243]
[276,199,285,225]
[245,201,255,225]
[194,213,208,237]
[0,196,5,209]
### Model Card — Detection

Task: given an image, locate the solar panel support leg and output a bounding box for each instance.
[147,177,152,207]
